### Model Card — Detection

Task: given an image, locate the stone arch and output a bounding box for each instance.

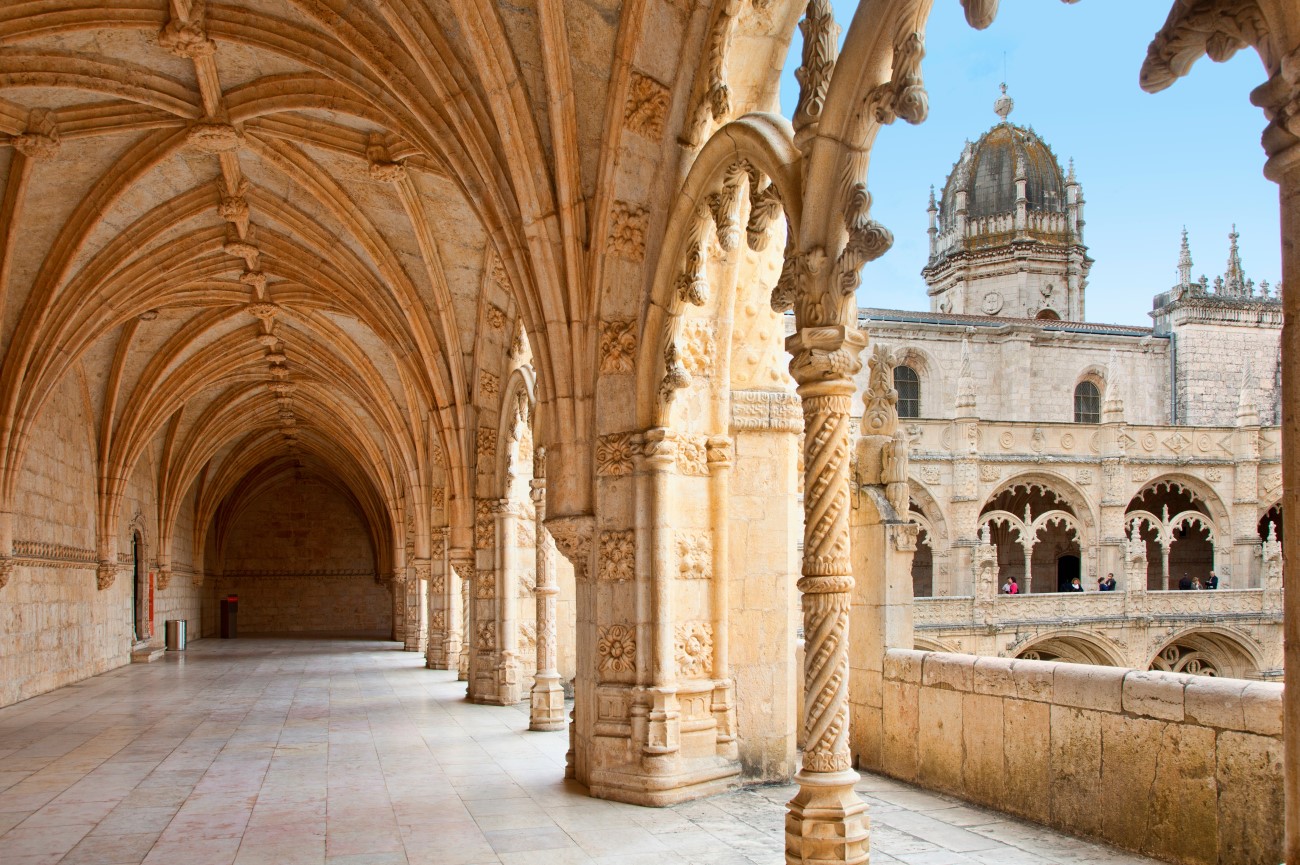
[908,477,950,596]
[980,472,1095,592]
[1014,630,1126,667]
[1126,474,1229,589]
[1148,627,1265,679]
[914,636,959,654]
[126,511,152,643]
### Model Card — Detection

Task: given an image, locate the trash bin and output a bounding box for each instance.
[219,596,238,639]
[165,619,187,651]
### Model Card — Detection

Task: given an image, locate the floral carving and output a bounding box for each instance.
[979,464,999,483]
[596,432,639,476]
[599,320,637,374]
[676,531,713,580]
[476,572,495,599]
[624,71,670,139]
[475,501,494,549]
[597,624,636,677]
[675,622,714,678]
[486,304,506,329]
[598,530,635,582]
[608,201,649,261]
[186,122,243,153]
[861,344,898,436]
[477,621,496,651]
[431,610,446,630]
[676,435,709,476]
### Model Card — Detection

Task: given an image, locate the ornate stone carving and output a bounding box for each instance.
[980,464,999,483]
[659,341,692,410]
[431,610,446,631]
[676,435,709,476]
[516,522,535,549]
[477,621,496,652]
[730,390,802,433]
[861,344,899,436]
[959,0,1000,30]
[486,304,506,330]
[158,14,216,58]
[676,532,712,580]
[596,624,636,677]
[479,371,499,400]
[0,557,13,589]
[597,530,635,582]
[96,561,116,591]
[475,501,494,549]
[608,201,649,261]
[792,0,839,142]
[678,320,716,378]
[598,320,637,374]
[477,428,498,462]
[1140,0,1270,94]
[156,568,172,591]
[675,622,714,679]
[12,109,60,159]
[624,71,670,139]
[186,122,243,153]
[1076,469,1094,485]
[546,515,594,583]
[596,431,639,476]
[682,0,741,145]
[431,489,445,510]
[674,210,711,307]
[476,572,495,599]
[864,30,929,127]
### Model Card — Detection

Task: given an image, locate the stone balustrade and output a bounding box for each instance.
[874,649,1283,865]
[915,587,1282,629]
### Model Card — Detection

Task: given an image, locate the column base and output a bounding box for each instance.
[785,769,868,865]
[530,675,566,731]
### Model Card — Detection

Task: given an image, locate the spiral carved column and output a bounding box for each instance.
[785,327,868,865]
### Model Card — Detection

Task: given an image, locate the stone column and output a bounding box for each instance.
[1261,86,1300,864]
[450,550,473,681]
[405,560,429,653]
[706,435,736,755]
[546,514,594,781]
[784,325,869,865]
[426,531,453,669]
[493,498,522,705]
[642,429,681,773]
[530,465,564,730]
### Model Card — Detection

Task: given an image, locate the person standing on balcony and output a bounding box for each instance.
[1098,573,1116,591]
[1067,577,1084,592]
[1002,576,1019,595]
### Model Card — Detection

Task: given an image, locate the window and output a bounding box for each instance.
[1074,380,1100,423]
[895,365,920,419]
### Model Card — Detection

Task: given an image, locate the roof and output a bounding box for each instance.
[858,307,1159,338]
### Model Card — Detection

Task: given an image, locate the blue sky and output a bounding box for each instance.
[777,1,1281,326]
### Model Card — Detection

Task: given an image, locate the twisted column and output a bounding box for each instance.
[529,465,564,730]
[785,325,868,865]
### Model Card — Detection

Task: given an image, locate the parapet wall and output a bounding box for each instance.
[873,649,1283,865]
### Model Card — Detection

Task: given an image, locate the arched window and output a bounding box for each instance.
[1074,380,1100,423]
[894,365,920,419]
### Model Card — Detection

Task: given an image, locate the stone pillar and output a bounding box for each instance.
[493,498,522,704]
[706,435,737,757]
[641,429,681,774]
[546,515,594,781]
[404,560,429,653]
[450,550,473,681]
[530,466,564,730]
[426,530,454,669]
[784,324,868,865]
[1261,89,1300,864]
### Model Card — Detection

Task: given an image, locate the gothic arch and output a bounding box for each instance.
[1128,473,1232,538]
[1015,630,1126,667]
[1148,627,1265,679]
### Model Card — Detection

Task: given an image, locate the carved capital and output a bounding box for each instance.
[545,515,594,582]
[786,325,869,387]
[96,561,116,591]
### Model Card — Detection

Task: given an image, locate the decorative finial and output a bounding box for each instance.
[1223,224,1246,297]
[1177,227,1192,287]
[994,83,1013,121]
[928,185,937,211]
[1066,158,1076,184]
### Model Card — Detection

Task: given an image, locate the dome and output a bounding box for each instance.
[937,90,1068,234]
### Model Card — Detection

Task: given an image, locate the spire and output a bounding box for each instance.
[1102,348,1124,423]
[1222,224,1246,297]
[1066,158,1076,184]
[956,336,977,415]
[1177,227,1192,287]
[994,83,1013,122]
[1237,356,1258,427]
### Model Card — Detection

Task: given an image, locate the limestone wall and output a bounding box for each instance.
[874,649,1283,865]
[214,476,389,635]
[1172,322,1282,426]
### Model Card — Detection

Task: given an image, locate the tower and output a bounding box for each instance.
[922,86,1092,320]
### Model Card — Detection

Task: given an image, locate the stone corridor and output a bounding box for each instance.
[0,639,1162,865]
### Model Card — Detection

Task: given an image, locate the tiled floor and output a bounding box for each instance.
[0,639,1163,865]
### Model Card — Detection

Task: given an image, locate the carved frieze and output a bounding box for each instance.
[475,501,494,549]
[730,390,802,433]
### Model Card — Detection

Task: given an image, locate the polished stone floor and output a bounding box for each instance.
[0,638,1163,865]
